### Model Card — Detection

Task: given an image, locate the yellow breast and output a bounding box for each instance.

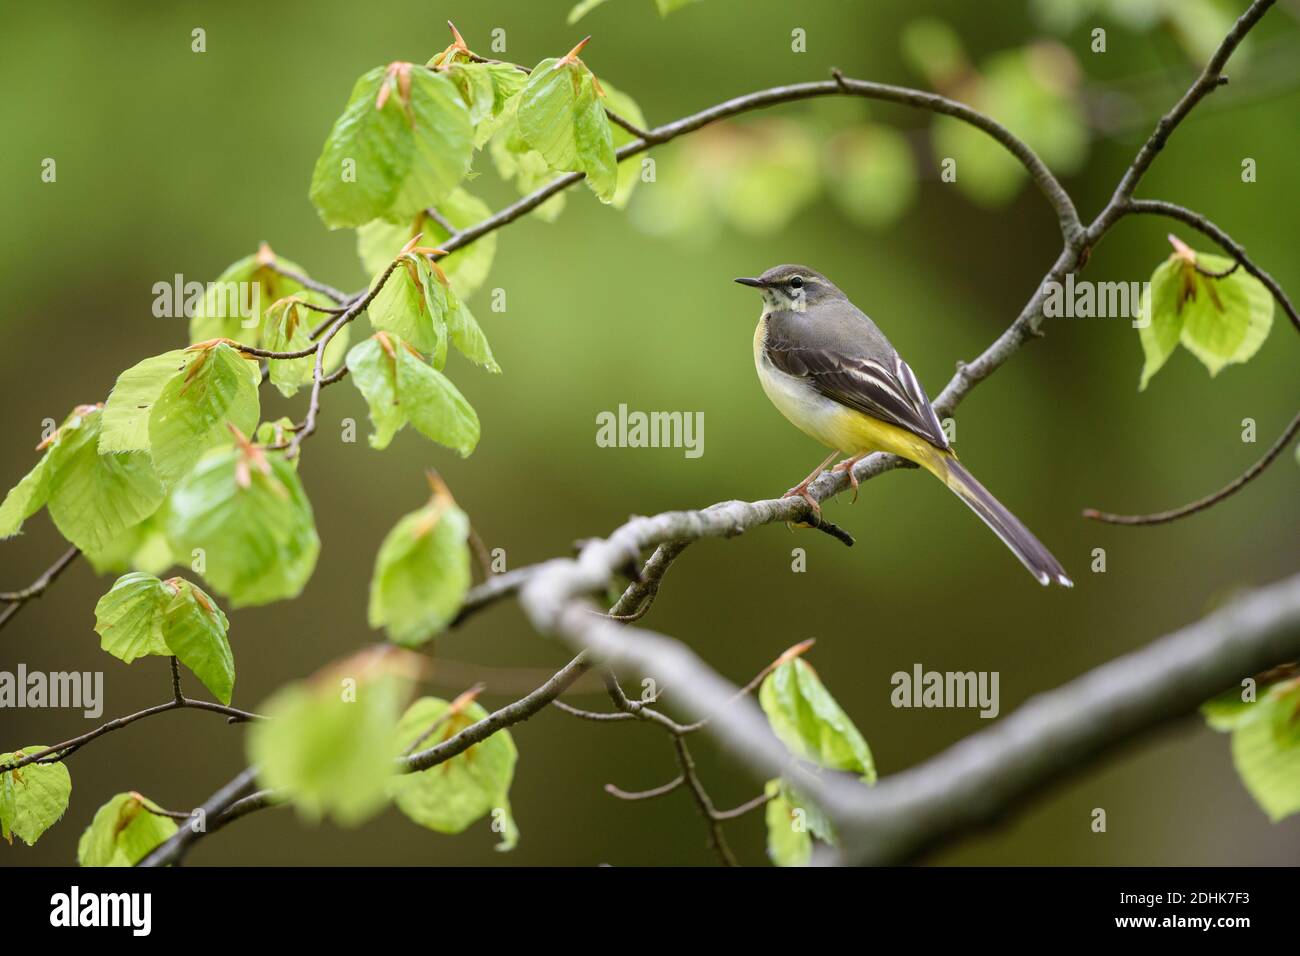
[752,316,947,470]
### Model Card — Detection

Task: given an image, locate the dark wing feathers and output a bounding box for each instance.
[765,338,950,451]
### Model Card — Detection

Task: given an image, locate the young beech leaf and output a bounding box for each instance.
[357,188,497,299]
[259,310,352,402]
[164,444,320,608]
[93,573,234,702]
[148,343,261,486]
[764,778,811,867]
[1140,245,1274,388]
[189,248,312,347]
[1179,252,1273,376]
[44,407,165,555]
[440,61,527,137]
[310,64,473,229]
[368,254,446,359]
[77,792,177,867]
[389,696,519,850]
[247,648,421,826]
[99,350,189,453]
[346,334,480,455]
[489,98,569,223]
[1228,681,1300,822]
[759,658,875,782]
[446,287,499,373]
[0,747,71,846]
[601,80,646,209]
[261,298,315,397]
[94,572,173,663]
[368,491,472,647]
[0,454,52,540]
[518,58,618,202]
[161,579,234,705]
[1139,256,1186,390]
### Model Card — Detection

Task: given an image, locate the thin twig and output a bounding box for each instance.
[0,546,79,632]
[1,695,261,773]
[1084,409,1300,525]
[604,776,684,801]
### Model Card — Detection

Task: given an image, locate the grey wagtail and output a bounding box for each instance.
[737,264,1072,587]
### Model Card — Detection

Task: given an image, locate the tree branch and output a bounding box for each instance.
[1084,408,1300,525]
[0,546,79,633]
[836,568,1300,864]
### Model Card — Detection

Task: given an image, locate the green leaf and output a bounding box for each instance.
[441,61,527,140]
[162,579,234,705]
[94,572,172,663]
[568,0,613,24]
[0,748,71,846]
[346,334,480,455]
[77,792,177,866]
[310,64,474,229]
[357,188,497,299]
[93,573,234,702]
[188,249,311,346]
[1178,253,1273,377]
[518,58,617,202]
[99,350,190,453]
[368,492,471,646]
[262,298,315,398]
[445,288,499,373]
[488,98,569,222]
[398,343,480,455]
[368,255,445,358]
[656,0,701,13]
[759,658,875,782]
[0,454,51,540]
[1140,249,1274,387]
[601,81,646,209]
[1230,681,1300,822]
[45,408,165,555]
[148,343,262,486]
[346,336,405,450]
[1139,256,1186,390]
[247,648,419,826]
[389,696,518,848]
[764,779,811,867]
[164,445,320,607]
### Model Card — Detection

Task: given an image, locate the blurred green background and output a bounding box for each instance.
[2,0,1297,866]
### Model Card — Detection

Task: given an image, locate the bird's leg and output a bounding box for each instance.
[782,450,839,517]
[831,453,871,503]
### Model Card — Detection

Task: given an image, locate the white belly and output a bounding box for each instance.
[753,318,847,452]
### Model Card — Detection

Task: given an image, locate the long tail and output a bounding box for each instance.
[928,453,1072,587]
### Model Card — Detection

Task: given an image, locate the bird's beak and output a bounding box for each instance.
[734,277,765,288]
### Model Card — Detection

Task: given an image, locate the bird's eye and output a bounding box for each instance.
[789,276,803,289]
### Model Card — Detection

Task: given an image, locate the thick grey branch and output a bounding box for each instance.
[836,569,1300,864]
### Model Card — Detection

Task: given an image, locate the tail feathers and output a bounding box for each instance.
[939,457,1072,588]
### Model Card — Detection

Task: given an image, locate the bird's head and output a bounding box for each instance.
[734,264,841,313]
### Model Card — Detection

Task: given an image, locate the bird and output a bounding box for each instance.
[736,263,1072,587]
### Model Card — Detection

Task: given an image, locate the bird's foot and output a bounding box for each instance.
[781,482,821,521]
[831,455,867,502]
